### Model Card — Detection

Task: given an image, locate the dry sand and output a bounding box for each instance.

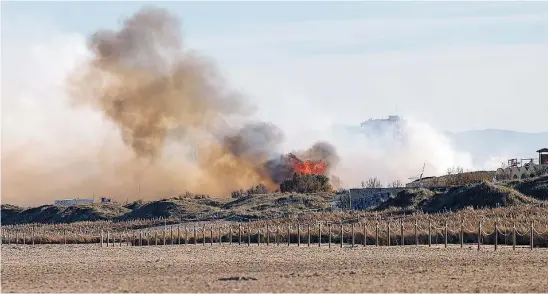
[2,244,547,293]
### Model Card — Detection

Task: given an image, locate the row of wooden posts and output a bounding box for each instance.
[97,220,542,250]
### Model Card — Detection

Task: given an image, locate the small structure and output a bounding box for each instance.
[538,148,548,165]
[495,147,548,180]
[53,196,114,206]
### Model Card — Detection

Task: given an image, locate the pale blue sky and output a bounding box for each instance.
[2,1,548,145]
[4,1,548,33]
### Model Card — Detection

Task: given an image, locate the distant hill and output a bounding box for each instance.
[334,119,547,168]
[447,129,548,167]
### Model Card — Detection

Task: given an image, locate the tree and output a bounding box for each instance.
[364,177,383,188]
[387,180,403,188]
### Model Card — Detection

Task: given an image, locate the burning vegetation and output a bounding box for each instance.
[288,154,328,175]
[232,147,336,197]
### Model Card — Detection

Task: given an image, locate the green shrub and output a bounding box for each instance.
[231,183,270,198]
[279,173,332,193]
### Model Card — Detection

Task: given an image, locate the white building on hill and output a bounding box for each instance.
[54,198,94,206]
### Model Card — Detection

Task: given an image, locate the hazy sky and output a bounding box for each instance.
[2,1,548,151]
[2,1,548,204]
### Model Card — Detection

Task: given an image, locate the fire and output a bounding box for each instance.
[288,153,328,175]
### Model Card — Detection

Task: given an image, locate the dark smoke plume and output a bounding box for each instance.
[66,6,339,198]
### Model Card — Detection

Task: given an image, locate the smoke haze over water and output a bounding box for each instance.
[2,6,482,206]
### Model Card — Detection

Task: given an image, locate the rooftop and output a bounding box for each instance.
[537,148,548,153]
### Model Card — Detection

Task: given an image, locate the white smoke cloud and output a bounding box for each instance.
[319,116,475,187]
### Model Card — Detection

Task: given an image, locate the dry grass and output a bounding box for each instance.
[2,244,548,293]
[2,205,548,246]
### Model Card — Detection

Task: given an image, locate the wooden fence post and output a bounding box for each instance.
[340,223,344,248]
[414,220,418,246]
[238,224,242,245]
[512,222,516,250]
[287,225,290,246]
[400,219,404,246]
[387,221,391,247]
[258,228,261,246]
[101,230,104,247]
[363,223,367,247]
[444,220,448,248]
[163,227,166,246]
[32,226,35,246]
[318,223,322,247]
[170,226,173,245]
[106,231,109,247]
[229,227,233,245]
[210,226,214,246]
[139,231,143,246]
[351,223,355,247]
[276,225,280,246]
[64,230,67,245]
[247,225,251,246]
[219,226,222,246]
[185,227,188,245]
[494,221,498,251]
[375,222,379,247]
[460,220,464,248]
[194,226,197,245]
[297,224,301,247]
[120,232,122,247]
[477,221,481,251]
[428,220,432,247]
[203,225,206,246]
[328,224,332,248]
[178,227,181,245]
[308,224,311,247]
[266,224,270,246]
[530,221,534,250]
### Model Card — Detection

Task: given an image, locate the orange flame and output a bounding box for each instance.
[288,153,328,175]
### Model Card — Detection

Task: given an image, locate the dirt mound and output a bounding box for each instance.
[1,204,23,224]
[376,189,436,211]
[2,192,334,225]
[222,192,332,218]
[3,179,545,225]
[423,181,539,212]
[1,204,129,225]
[121,197,224,221]
[505,175,548,201]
